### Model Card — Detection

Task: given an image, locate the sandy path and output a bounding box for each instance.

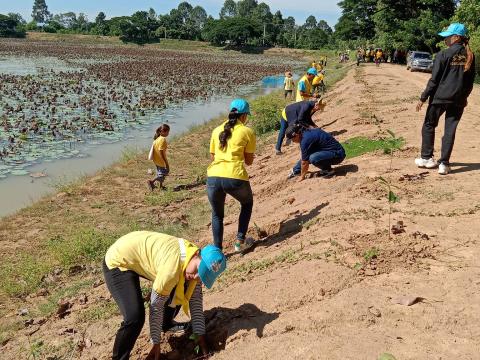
[204,63,480,360]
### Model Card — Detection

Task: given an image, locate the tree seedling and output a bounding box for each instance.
[378,176,400,240]
[189,333,200,355]
[384,130,403,171]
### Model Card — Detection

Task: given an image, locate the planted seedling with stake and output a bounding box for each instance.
[378,177,400,240]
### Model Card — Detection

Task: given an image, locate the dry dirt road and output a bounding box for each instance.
[3,63,480,360]
[201,63,480,360]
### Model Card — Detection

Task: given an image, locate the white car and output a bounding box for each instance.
[406,51,434,72]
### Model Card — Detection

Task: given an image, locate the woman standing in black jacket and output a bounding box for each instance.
[415,23,475,175]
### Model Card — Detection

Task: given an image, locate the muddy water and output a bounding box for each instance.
[0,75,287,217]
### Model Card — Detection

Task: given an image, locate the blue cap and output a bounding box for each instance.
[307,67,318,76]
[229,99,250,115]
[198,245,226,289]
[438,23,468,37]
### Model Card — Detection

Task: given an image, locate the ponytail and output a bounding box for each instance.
[462,37,474,72]
[219,108,241,149]
[154,124,170,140]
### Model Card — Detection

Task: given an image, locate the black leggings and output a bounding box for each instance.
[103,261,180,360]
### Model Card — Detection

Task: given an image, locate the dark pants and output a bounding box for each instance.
[103,261,179,360]
[275,118,288,152]
[293,149,345,174]
[207,177,253,249]
[421,103,464,164]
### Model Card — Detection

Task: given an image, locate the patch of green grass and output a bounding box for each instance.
[38,279,95,316]
[77,299,119,322]
[0,254,51,297]
[48,174,87,195]
[121,146,142,163]
[342,136,404,159]
[46,228,118,267]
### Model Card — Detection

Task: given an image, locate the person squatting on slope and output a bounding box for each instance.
[275,99,326,155]
[296,68,322,102]
[207,99,256,253]
[286,123,346,180]
[148,124,170,191]
[103,231,226,360]
[415,23,475,175]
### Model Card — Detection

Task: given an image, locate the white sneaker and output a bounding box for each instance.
[438,163,450,175]
[414,157,437,169]
[234,237,254,253]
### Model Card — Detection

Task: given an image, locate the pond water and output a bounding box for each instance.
[0,74,288,217]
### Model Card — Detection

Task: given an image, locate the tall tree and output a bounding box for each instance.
[219,0,237,19]
[335,0,377,40]
[317,20,332,34]
[237,0,258,18]
[304,15,317,30]
[31,0,51,23]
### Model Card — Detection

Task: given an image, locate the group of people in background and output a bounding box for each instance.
[356,48,408,65]
[101,22,474,360]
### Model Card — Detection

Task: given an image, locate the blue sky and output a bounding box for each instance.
[2,0,342,27]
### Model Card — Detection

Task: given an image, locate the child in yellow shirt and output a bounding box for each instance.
[148,124,170,191]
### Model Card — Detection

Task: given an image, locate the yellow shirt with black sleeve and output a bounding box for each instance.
[105,231,197,297]
[207,121,256,181]
[152,136,167,167]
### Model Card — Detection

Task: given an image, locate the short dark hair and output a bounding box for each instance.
[285,123,304,139]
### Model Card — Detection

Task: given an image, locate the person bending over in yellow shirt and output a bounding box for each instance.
[207,99,256,253]
[148,124,170,191]
[103,231,226,360]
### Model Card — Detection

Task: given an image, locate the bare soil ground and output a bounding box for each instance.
[2,63,480,359]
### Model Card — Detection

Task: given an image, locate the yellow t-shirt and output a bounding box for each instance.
[296,75,313,102]
[105,231,197,296]
[207,121,256,181]
[284,77,295,91]
[152,136,167,167]
[312,74,324,85]
[281,108,287,120]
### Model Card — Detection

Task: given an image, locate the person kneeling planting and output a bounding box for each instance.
[286,123,346,181]
[103,231,226,360]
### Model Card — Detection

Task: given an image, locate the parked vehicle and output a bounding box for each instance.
[406,51,433,72]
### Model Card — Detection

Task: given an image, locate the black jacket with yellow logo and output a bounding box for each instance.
[420,43,476,107]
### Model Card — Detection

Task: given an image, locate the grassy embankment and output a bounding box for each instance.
[0,58,401,347]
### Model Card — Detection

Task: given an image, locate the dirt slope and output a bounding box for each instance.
[3,63,480,359]
[204,64,480,360]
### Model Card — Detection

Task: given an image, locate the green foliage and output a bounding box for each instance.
[31,0,51,23]
[363,247,379,261]
[248,91,288,135]
[0,14,26,38]
[119,11,160,44]
[202,17,262,46]
[46,228,118,267]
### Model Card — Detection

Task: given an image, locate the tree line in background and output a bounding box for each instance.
[0,0,479,67]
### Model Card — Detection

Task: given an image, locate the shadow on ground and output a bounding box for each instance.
[162,303,279,359]
[450,162,480,174]
[246,202,330,253]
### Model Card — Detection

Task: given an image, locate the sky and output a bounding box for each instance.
[2,0,343,28]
